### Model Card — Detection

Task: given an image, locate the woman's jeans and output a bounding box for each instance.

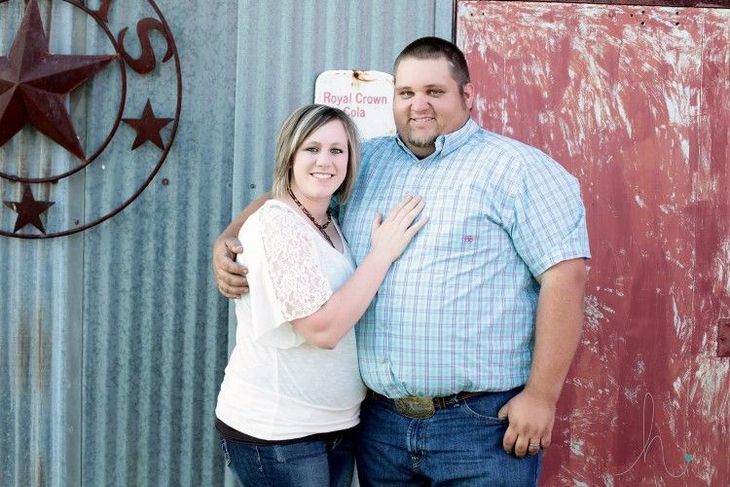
[219,429,355,487]
[356,387,542,486]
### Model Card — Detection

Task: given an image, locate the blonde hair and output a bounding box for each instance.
[271,104,360,203]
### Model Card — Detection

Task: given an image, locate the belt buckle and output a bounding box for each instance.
[394,396,435,419]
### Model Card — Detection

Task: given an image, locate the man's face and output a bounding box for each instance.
[393,56,473,158]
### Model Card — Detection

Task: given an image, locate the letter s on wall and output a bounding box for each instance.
[117,18,174,74]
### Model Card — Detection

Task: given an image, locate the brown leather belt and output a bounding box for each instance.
[367,389,491,420]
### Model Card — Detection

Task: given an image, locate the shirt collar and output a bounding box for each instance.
[395,118,479,162]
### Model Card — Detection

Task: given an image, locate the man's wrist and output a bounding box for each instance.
[523,382,561,405]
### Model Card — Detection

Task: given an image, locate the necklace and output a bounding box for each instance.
[287,188,335,248]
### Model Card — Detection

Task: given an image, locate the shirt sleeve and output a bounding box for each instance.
[246,203,332,348]
[509,152,592,277]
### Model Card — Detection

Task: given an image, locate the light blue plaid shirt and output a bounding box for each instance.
[341,119,591,398]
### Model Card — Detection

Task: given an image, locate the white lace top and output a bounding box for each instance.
[215,200,366,440]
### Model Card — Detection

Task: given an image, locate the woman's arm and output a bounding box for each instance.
[291,195,426,348]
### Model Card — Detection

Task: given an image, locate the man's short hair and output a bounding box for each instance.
[271,104,361,204]
[393,37,471,91]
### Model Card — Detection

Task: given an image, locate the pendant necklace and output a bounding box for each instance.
[287,188,335,248]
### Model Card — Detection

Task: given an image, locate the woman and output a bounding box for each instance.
[215,104,426,486]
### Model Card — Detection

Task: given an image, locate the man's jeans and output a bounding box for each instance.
[220,429,355,487]
[356,387,542,486]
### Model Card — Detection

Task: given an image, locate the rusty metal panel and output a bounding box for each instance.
[458,1,729,485]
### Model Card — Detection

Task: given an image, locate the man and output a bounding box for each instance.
[213,37,590,485]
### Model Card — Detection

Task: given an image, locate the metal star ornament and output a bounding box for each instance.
[0,0,117,160]
[3,185,55,234]
[122,99,173,150]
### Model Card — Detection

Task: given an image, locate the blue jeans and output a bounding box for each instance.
[356,387,542,486]
[220,430,355,487]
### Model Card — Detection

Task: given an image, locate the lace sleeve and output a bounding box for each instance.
[259,203,332,321]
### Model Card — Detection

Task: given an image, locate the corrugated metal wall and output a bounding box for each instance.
[0,0,453,485]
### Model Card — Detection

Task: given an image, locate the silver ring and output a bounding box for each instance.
[528,440,540,451]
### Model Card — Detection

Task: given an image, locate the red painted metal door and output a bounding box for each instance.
[457,2,729,485]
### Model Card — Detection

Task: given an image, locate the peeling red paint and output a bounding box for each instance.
[458,2,729,485]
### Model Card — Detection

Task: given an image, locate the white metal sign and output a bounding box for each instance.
[314,70,395,140]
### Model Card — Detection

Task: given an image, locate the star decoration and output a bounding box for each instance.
[3,185,55,234]
[122,99,173,150]
[0,0,117,161]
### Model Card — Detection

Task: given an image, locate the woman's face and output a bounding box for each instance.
[290,120,349,204]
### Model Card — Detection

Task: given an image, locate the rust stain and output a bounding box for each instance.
[11,314,48,393]
[718,319,730,357]
[458,1,729,485]
[14,326,29,392]
[349,69,392,90]
[33,454,44,487]
[35,312,45,392]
